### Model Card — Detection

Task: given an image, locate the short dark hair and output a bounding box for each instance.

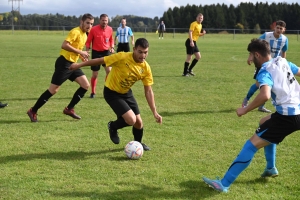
[135,38,149,49]
[81,13,94,21]
[276,20,286,28]
[100,14,108,19]
[247,38,270,57]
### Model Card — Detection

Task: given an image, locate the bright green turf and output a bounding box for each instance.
[0,31,299,199]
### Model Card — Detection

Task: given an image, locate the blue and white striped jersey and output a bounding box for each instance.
[115,26,133,43]
[257,57,300,115]
[259,32,288,58]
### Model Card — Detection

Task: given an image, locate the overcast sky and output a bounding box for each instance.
[0,0,298,19]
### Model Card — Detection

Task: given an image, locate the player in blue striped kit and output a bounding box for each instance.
[203,38,300,192]
[114,18,134,52]
[242,20,288,113]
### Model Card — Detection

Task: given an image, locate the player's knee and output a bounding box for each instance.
[125,115,136,126]
[81,82,90,90]
[134,120,143,129]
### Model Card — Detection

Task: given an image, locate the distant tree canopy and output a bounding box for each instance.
[161,2,300,30]
[0,2,299,30]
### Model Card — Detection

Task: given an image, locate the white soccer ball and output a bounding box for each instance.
[124,141,144,160]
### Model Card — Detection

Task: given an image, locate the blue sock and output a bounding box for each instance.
[246,83,259,100]
[221,140,258,187]
[264,143,276,169]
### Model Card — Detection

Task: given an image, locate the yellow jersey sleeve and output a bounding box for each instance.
[104,52,153,94]
[189,21,202,41]
[60,27,87,63]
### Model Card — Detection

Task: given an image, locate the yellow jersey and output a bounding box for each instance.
[104,52,153,94]
[189,21,202,41]
[60,27,87,63]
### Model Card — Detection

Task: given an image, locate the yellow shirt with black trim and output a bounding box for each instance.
[189,21,202,41]
[60,26,87,63]
[104,52,153,94]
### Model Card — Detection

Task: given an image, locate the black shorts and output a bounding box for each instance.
[256,112,300,144]
[103,86,140,118]
[185,38,199,55]
[117,43,130,53]
[51,55,85,86]
[90,50,110,71]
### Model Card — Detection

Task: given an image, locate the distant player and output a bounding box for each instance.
[114,18,134,52]
[182,13,206,77]
[86,14,114,98]
[242,20,288,112]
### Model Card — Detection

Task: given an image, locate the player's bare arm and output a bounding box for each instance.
[61,40,90,61]
[69,57,105,70]
[236,85,271,117]
[189,30,194,47]
[144,85,162,124]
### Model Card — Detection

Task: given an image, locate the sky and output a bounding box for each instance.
[0,0,298,19]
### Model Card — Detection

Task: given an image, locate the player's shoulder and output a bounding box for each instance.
[68,26,82,35]
[281,34,288,40]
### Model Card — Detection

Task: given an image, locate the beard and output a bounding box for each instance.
[253,57,261,71]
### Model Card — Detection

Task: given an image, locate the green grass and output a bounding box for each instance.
[0,31,300,200]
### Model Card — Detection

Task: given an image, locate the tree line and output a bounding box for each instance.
[0,2,299,31]
[162,2,300,31]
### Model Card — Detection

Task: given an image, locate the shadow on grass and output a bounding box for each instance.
[1,96,103,101]
[49,180,219,200]
[0,148,124,164]
[0,119,81,124]
[160,108,236,116]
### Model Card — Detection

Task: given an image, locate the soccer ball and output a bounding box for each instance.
[124,141,144,160]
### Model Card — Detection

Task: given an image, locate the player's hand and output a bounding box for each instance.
[154,113,162,124]
[110,48,115,53]
[190,41,194,47]
[236,107,247,117]
[80,51,89,62]
[80,55,88,62]
[202,30,206,34]
[69,63,80,71]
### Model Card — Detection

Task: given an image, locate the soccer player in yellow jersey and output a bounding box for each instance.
[27,13,94,122]
[69,38,162,150]
[182,13,206,76]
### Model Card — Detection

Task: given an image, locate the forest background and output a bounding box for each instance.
[0,2,300,32]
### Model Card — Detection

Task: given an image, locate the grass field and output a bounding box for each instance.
[0,31,300,200]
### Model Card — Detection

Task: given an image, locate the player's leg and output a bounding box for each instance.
[203,115,275,192]
[183,39,192,76]
[62,72,89,119]
[258,114,277,177]
[132,114,150,150]
[104,87,132,144]
[0,102,8,108]
[203,134,268,192]
[242,83,258,107]
[90,50,101,98]
[27,56,66,122]
[188,46,201,76]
